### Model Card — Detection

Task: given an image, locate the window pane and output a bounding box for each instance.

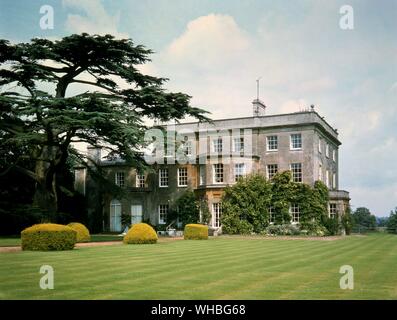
[290,134,302,149]
[291,163,302,182]
[178,167,188,186]
[159,168,169,187]
[267,135,278,151]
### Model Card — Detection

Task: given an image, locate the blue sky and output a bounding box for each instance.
[1,0,396,216]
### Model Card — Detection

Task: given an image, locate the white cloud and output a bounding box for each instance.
[62,0,128,38]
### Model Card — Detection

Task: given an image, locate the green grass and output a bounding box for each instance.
[0,234,122,247]
[0,233,396,299]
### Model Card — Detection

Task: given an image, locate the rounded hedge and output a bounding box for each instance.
[21,223,77,251]
[123,223,158,244]
[67,222,91,242]
[184,224,208,240]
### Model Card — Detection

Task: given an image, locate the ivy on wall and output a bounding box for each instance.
[221,171,334,235]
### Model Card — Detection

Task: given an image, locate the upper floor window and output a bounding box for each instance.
[325,170,330,188]
[234,163,246,182]
[269,206,276,224]
[318,163,323,181]
[233,137,244,152]
[318,137,322,153]
[332,149,336,162]
[290,133,302,150]
[266,164,278,180]
[178,167,188,187]
[136,173,145,188]
[159,204,169,224]
[213,163,224,183]
[329,203,337,219]
[290,204,300,223]
[212,137,223,153]
[183,140,192,156]
[290,163,302,183]
[326,144,330,158]
[332,173,337,189]
[267,135,278,151]
[159,168,169,187]
[115,172,125,187]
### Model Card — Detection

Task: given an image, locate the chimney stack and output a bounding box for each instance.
[252,99,266,117]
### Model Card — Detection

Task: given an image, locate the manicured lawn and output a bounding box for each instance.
[0,234,122,247]
[0,233,396,299]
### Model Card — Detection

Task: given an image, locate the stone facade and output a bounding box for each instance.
[75,109,350,232]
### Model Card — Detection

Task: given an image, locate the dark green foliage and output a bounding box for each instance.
[221,171,333,235]
[221,174,272,234]
[168,190,200,228]
[342,206,353,235]
[352,207,377,232]
[0,34,209,223]
[271,171,294,224]
[323,217,341,236]
[387,208,397,234]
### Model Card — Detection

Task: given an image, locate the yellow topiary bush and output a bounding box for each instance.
[123,223,158,244]
[21,223,77,251]
[67,222,91,242]
[184,224,208,240]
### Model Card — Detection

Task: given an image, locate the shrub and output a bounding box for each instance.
[21,223,77,251]
[123,223,158,244]
[184,224,208,240]
[264,224,300,236]
[301,221,328,236]
[67,222,91,242]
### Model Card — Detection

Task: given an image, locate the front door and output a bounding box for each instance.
[131,204,143,225]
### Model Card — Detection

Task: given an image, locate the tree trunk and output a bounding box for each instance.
[32,149,59,222]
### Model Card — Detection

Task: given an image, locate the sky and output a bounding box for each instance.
[0,0,396,216]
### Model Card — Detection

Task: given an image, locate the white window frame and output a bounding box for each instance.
[266,164,278,180]
[290,133,302,150]
[183,140,192,156]
[318,137,322,153]
[136,173,145,188]
[290,163,302,183]
[290,204,300,223]
[234,163,246,182]
[333,149,336,162]
[177,167,188,187]
[329,203,338,219]
[159,168,169,187]
[233,137,244,152]
[212,202,222,228]
[213,163,224,184]
[199,165,205,186]
[332,173,336,189]
[110,199,122,232]
[269,206,276,224]
[115,172,125,187]
[326,143,330,158]
[325,170,330,188]
[266,135,278,151]
[212,137,223,153]
[158,204,169,224]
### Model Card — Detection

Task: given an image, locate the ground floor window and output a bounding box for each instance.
[110,199,122,232]
[159,204,169,224]
[212,202,222,228]
[329,203,338,219]
[131,204,143,225]
[290,204,300,223]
